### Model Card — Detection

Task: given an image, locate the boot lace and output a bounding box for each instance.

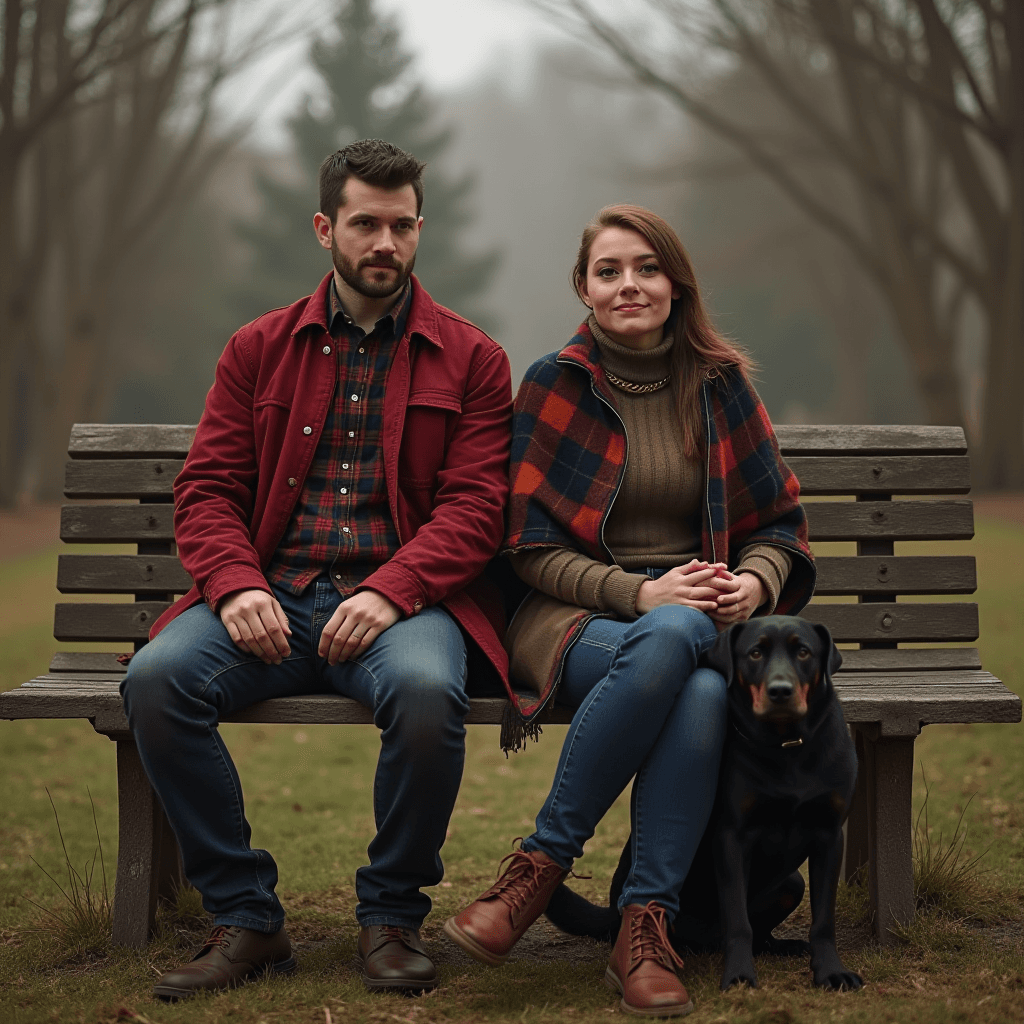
[479,840,581,918]
[196,924,238,958]
[628,903,685,973]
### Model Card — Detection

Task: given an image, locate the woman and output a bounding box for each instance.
[445,206,814,1017]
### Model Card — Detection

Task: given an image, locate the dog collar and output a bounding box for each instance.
[731,720,804,749]
[781,738,803,748]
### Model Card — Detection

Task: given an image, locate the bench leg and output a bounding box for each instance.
[110,734,182,947]
[866,735,916,942]
[843,727,870,883]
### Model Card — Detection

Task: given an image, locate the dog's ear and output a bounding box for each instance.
[703,624,740,683]
[811,622,843,683]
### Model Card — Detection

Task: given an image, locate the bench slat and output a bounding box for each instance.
[773,425,966,456]
[802,602,979,642]
[804,500,973,540]
[69,424,196,459]
[61,504,175,543]
[788,456,970,495]
[838,648,981,671]
[57,555,192,594]
[814,556,975,595]
[50,652,131,673]
[64,459,183,498]
[5,672,1017,734]
[54,602,171,642]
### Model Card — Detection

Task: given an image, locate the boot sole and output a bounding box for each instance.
[604,967,694,1018]
[443,916,509,966]
[153,956,297,1002]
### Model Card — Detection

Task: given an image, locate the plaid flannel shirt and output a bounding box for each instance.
[266,278,411,596]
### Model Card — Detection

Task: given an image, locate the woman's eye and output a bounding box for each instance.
[640,263,660,274]
[597,267,617,278]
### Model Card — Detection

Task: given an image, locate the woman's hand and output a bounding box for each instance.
[635,560,737,615]
[709,572,765,631]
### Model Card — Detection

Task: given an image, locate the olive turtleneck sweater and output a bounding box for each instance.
[509,316,791,619]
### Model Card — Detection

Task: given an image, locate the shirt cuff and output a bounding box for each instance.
[599,568,648,620]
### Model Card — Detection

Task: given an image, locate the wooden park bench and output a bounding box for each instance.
[2,423,1020,950]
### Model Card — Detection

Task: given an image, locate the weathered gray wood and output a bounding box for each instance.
[54,602,171,642]
[64,459,183,498]
[803,500,974,541]
[788,456,971,495]
[69,423,196,459]
[57,554,192,594]
[867,735,916,941]
[801,602,979,643]
[50,652,131,673]
[773,425,966,456]
[814,556,976,595]
[837,647,981,672]
[61,503,175,543]
[111,736,162,948]
[5,674,1018,736]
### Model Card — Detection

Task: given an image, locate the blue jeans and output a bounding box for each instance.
[520,603,727,919]
[121,576,473,932]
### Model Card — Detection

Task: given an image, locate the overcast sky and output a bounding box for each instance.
[228,0,562,150]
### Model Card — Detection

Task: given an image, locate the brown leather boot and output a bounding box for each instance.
[605,903,694,1017]
[444,846,568,965]
[357,925,438,992]
[152,924,295,1001]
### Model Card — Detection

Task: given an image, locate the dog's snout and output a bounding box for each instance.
[767,678,793,703]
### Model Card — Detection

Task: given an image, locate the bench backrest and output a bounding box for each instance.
[53,423,980,675]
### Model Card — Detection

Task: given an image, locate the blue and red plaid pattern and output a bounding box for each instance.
[503,319,816,723]
[267,280,411,596]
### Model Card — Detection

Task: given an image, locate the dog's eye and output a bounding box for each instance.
[748,649,763,660]
[797,647,811,659]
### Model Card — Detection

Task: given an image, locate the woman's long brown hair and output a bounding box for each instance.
[572,204,753,458]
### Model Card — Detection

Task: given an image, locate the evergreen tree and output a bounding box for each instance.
[235,0,500,331]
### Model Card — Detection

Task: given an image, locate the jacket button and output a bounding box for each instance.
[323,345,331,354]
[303,426,312,435]
[413,600,423,614]
[287,477,297,487]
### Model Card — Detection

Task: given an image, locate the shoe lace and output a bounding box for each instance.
[197,924,237,956]
[380,925,409,945]
[480,840,581,918]
[628,903,685,973]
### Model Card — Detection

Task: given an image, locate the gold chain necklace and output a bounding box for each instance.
[604,369,671,394]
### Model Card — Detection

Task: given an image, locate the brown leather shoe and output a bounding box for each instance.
[444,845,568,965]
[357,925,438,992]
[153,924,295,1001]
[605,903,694,1017]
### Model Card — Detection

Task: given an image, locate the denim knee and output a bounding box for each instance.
[121,637,202,733]
[623,605,717,689]
[683,666,728,753]
[371,660,469,744]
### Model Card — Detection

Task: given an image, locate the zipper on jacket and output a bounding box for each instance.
[701,377,716,565]
[557,355,630,565]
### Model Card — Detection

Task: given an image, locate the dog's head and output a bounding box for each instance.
[704,616,842,726]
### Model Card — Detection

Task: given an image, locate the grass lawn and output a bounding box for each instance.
[1,523,1022,1023]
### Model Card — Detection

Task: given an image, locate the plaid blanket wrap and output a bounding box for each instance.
[500,320,815,749]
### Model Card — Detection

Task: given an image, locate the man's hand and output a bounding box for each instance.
[319,590,401,666]
[219,589,292,664]
[709,572,766,631]
[635,560,738,615]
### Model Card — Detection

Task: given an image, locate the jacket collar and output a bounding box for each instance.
[556,319,618,406]
[291,272,442,348]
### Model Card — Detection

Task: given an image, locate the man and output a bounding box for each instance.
[121,139,512,999]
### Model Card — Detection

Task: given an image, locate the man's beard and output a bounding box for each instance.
[331,238,415,299]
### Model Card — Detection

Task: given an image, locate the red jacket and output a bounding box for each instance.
[151,273,513,683]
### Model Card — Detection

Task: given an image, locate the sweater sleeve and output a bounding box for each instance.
[735,544,793,614]
[509,547,647,620]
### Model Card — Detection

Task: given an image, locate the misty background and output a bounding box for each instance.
[2,0,1020,503]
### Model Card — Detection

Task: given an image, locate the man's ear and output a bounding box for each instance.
[812,623,843,682]
[703,624,740,684]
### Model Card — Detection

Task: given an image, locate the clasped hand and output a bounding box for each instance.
[635,559,764,630]
[219,588,400,666]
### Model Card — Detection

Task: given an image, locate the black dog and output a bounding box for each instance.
[545,616,863,992]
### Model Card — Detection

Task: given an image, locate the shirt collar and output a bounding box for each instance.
[327,276,412,341]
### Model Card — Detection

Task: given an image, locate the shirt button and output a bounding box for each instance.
[287,477,297,487]
[340,487,348,495]
[335,574,342,580]
[342,526,351,534]
[358,347,365,354]
[342,463,349,470]
[303,426,312,435]
[350,394,359,402]
[348,431,355,438]
[322,345,331,355]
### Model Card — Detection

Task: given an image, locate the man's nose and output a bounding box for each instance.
[374,229,396,253]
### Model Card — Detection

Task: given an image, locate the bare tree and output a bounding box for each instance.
[0,0,304,504]
[530,0,1023,489]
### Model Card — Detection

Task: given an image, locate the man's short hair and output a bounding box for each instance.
[319,139,426,222]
